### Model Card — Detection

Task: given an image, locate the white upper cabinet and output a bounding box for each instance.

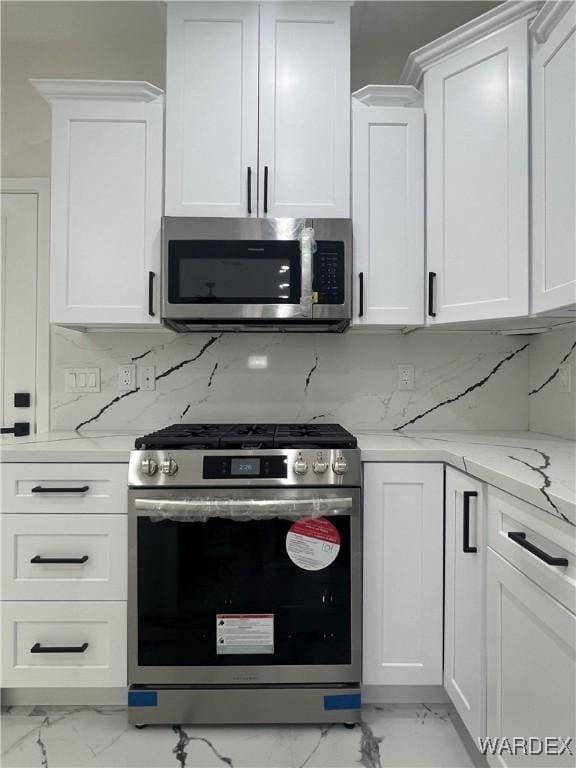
[351,86,424,326]
[33,80,163,327]
[165,3,259,217]
[165,2,351,218]
[531,1,576,315]
[402,2,539,325]
[258,3,350,218]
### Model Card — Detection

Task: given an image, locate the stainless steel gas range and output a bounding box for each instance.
[127,424,362,726]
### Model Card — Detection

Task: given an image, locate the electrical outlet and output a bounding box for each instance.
[117,364,136,391]
[139,365,156,391]
[397,364,415,391]
[558,363,572,393]
[65,368,100,393]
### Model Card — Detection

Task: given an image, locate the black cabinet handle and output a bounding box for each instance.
[31,485,90,494]
[30,555,89,565]
[463,491,478,553]
[31,642,89,654]
[247,167,252,215]
[148,271,155,317]
[263,166,269,214]
[0,422,30,437]
[428,272,437,317]
[358,272,364,318]
[508,531,568,566]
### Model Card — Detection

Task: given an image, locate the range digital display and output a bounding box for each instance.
[230,458,262,476]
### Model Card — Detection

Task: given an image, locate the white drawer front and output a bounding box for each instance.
[0,463,127,515]
[488,487,576,613]
[1,601,127,687]
[2,514,127,600]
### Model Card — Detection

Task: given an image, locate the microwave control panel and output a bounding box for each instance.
[313,242,345,305]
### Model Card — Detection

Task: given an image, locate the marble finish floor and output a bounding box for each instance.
[1,704,474,768]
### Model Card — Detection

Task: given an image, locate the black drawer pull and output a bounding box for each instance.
[428,271,437,317]
[31,485,90,494]
[30,642,89,654]
[508,531,568,566]
[463,491,478,553]
[358,272,364,318]
[30,555,89,565]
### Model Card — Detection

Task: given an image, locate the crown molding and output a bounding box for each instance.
[400,0,542,86]
[531,0,575,43]
[352,85,423,108]
[30,79,164,103]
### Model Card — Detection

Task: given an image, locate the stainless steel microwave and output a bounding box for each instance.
[161,218,352,332]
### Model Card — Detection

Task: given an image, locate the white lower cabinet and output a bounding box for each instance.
[362,463,443,686]
[486,547,576,767]
[1,601,127,688]
[444,468,486,742]
[1,461,128,691]
[1,514,127,601]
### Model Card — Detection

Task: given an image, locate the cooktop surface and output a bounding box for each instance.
[134,423,357,451]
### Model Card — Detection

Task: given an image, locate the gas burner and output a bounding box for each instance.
[134,423,357,451]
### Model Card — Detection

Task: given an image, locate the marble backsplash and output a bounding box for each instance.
[529,323,576,440]
[51,328,533,432]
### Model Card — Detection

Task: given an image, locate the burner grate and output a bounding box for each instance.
[134,423,357,450]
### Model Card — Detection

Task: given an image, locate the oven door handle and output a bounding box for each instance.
[134,496,353,518]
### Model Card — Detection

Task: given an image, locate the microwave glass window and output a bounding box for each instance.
[169,241,301,304]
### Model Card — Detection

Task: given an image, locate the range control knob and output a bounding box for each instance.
[160,456,178,476]
[141,456,158,476]
[312,455,329,474]
[293,453,309,475]
[332,455,348,475]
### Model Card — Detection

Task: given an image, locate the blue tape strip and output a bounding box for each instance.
[323,693,362,711]
[128,690,158,708]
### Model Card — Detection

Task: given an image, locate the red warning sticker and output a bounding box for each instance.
[286,517,341,571]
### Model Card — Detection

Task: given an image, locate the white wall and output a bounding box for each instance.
[1,2,165,177]
[529,324,576,440]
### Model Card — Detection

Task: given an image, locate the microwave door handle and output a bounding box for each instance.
[299,227,314,319]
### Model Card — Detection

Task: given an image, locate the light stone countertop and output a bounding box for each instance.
[0,429,574,527]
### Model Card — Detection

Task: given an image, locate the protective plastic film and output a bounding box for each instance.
[135,495,353,522]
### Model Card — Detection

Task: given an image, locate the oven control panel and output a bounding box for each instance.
[203,455,288,479]
[129,449,361,487]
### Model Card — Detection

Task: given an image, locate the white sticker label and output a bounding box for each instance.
[286,517,341,571]
[216,614,274,655]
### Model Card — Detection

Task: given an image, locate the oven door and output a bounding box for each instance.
[128,487,361,685]
[162,218,313,322]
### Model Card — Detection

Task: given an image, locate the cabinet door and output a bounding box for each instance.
[259,2,350,218]
[165,3,259,217]
[362,463,443,685]
[425,21,530,324]
[444,468,486,742]
[50,100,162,326]
[532,6,576,314]
[486,548,576,767]
[352,106,424,326]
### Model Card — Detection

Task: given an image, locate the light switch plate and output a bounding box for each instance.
[65,368,101,393]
